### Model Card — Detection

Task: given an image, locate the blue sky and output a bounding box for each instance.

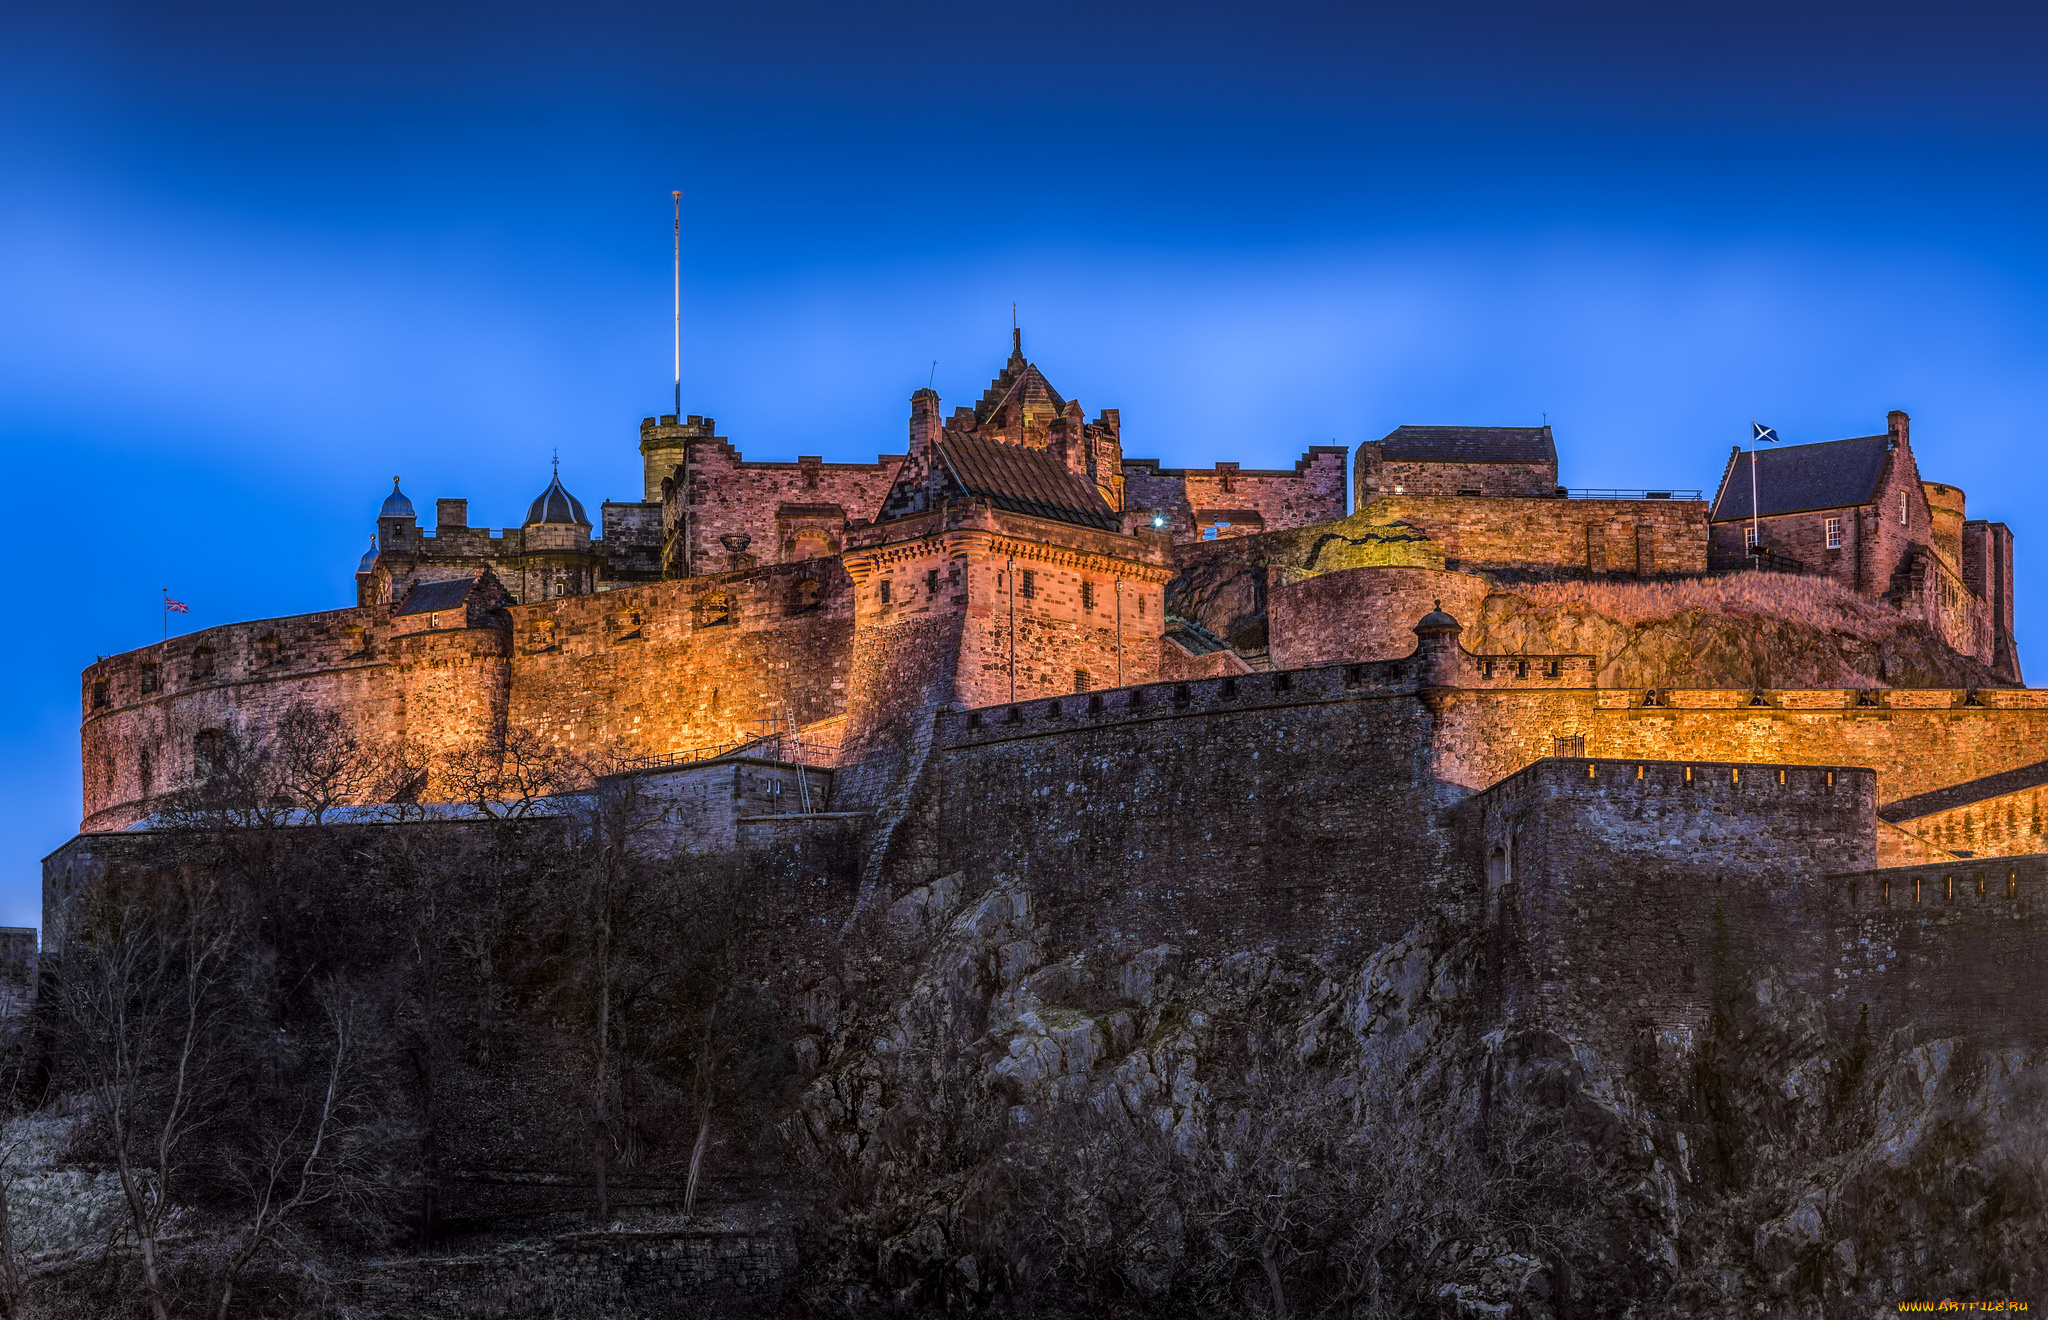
[6,1,2048,929]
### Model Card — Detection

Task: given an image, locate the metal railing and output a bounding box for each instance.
[1564,487,1703,501]
[613,715,841,774]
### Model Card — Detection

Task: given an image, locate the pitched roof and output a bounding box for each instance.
[937,433,1120,530]
[1877,758,2048,824]
[971,348,1066,427]
[1378,426,1557,465]
[1710,435,1891,522]
[393,577,481,617]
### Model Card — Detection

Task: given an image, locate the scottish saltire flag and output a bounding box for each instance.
[1752,422,1779,444]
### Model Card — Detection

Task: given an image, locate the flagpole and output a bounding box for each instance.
[672,190,682,418]
[163,588,168,642]
[1749,423,1760,567]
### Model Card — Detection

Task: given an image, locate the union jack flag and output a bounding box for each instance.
[164,596,189,614]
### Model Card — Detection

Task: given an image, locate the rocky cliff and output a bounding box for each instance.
[788,876,2048,1317]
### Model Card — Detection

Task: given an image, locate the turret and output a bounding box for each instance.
[377,477,417,551]
[1413,601,1462,694]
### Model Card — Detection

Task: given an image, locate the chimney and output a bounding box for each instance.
[436,498,469,530]
[910,388,942,463]
[1888,409,1910,450]
[1058,399,1090,483]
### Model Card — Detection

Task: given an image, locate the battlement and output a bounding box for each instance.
[1477,753,1872,811]
[937,659,1421,749]
[1828,853,2048,911]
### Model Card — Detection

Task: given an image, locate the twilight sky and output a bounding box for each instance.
[6,1,2048,928]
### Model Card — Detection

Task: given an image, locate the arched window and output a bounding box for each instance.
[790,531,832,562]
[195,729,225,776]
[697,591,735,629]
[791,578,821,613]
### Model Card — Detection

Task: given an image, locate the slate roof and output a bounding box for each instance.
[972,348,1066,426]
[1876,758,2048,824]
[1377,426,1557,465]
[525,474,590,526]
[1710,435,1891,522]
[394,577,482,618]
[937,433,1120,531]
[380,478,415,518]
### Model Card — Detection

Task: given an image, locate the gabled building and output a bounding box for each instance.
[1708,410,2018,681]
[1354,425,1560,504]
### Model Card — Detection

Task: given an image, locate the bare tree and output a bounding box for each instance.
[210,986,392,1320]
[439,728,589,818]
[271,702,391,824]
[50,874,239,1320]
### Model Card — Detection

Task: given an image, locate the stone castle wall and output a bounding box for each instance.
[506,559,856,765]
[927,664,1468,956]
[663,437,904,578]
[1819,854,2048,1044]
[1474,757,1877,1065]
[78,607,509,832]
[1364,494,1710,578]
[1428,685,2048,808]
[1121,449,1347,541]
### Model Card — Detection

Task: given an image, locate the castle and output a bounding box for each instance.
[70,330,2027,836]
[39,332,2048,1313]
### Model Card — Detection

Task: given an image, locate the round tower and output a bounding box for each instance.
[1412,600,1463,695]
[517,464,596,601]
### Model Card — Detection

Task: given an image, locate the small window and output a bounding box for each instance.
[1745,524,1760,547]
[697,591,735,628]
[1825,517,1842,549]
[91,679,109,710]
[1900,490,1908,526]
[879,581,891,604]
[139,663,160,695]
[1020,570,1036,599]
[429,612,441,629]
[1081,580,1095,611]
[926,568,940,596]
[792,578,821,612]
[195,729,225,774]
[1456,488,1482,497]
[191,647,215,679]
[1137,595,1146,617]
[257,634,280,666]
[1074,669,1091,693]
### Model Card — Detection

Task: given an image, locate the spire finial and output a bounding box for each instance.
[392,476,401,491]
[552,448,559,479]
[1435,598,1442,610]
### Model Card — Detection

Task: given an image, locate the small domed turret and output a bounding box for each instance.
[524,467,589,526]
[380,477,415,519]
[1414,600,1460,636]
[356,535,378,573]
